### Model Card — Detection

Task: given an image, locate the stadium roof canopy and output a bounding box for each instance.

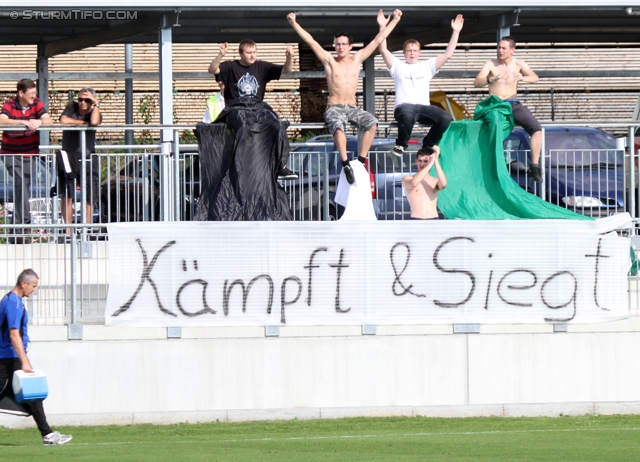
[1,1,640,55]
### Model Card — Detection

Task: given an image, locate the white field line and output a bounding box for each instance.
[51,426,640,447]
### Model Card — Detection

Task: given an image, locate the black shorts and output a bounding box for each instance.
[58,154,100,208]
[509,102,542,135]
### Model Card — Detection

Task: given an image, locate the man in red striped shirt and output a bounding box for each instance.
[0,79,52,236]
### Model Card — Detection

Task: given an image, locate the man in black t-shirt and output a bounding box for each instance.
[59,87,102,233]
[209,40,292,103]
[208,40,297,180]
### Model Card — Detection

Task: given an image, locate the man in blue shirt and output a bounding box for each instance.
[0,269,72,445]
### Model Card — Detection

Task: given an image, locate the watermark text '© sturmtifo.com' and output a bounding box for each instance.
[7,10,138,20]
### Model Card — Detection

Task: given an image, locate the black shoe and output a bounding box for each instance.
[277,167,298,180]
[529,164,543,183]
[391,145,404,157]
[343,165,356,185]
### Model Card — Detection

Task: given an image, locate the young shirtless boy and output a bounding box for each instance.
[403,146,447,219]
[474,36,542,182]
[288,10,402,184]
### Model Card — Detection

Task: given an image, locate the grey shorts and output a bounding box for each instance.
[324,104,378,134]
[508,101,542,135]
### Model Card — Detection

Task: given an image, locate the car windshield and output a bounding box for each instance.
[546,131,622,167]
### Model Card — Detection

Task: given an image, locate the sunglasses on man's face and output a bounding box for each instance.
[78,97,93,104]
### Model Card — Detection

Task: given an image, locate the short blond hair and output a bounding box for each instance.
[403,39,421,51]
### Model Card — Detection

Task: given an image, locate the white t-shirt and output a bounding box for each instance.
[389,57,438,108]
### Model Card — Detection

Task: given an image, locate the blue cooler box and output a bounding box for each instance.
[12,370,48,403]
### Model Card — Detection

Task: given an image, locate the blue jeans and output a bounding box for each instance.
[394,104,452,150]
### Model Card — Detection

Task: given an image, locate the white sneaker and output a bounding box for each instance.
[43,431,73,445]
[391,145,404,157]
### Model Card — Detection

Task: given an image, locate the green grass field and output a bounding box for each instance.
[1,414,639,461]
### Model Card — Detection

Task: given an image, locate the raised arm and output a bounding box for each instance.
[287,13,332,64]
[431,147,447,190]
[283,46,294,74]
[208,43,228,75]
[354,9,402,64]
[376,10,395,70]
[435,15,464,71]
[403,164,431,189]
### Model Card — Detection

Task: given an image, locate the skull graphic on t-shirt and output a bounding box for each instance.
[237,73,259,98]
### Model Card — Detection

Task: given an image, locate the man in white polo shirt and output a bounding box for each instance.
[378,12,464,157]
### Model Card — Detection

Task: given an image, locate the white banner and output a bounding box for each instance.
[105,219,630,326]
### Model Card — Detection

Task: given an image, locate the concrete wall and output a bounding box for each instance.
[3,319,640,428]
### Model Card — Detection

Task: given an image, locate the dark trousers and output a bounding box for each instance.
[3,155,32,227]
[394,104,452,150]
[0,358,52,437]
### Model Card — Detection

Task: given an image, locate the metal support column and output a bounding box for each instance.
[125,44,134,153]
[362,56,376,116]
[629,126,636,218]
[159,16,174,221]
[497,10,520,42]
[497,23,510,42]
[36,44,49,149]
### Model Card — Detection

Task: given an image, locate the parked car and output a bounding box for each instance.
[504,127,624,217]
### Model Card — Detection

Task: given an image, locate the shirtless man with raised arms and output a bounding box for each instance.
[403,146,447,220]
[474,36,542,182]
[287,10,402,184]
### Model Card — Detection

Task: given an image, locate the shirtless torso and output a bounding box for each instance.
[474,38,538,100]
[402,146,447,219]
[288,10,402,105]
[324,57,361,105]
[405,177,440,219]
[485,58,529,100]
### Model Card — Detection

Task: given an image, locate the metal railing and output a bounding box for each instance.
[0,223,108,326]
[1,122,640,326]
[1,121,639,226]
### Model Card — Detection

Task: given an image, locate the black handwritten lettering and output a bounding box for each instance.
[280,276,302,324]
[304,247,328,306]
[483,254,493,310]
[390,243,426,298]
[585,238,610,311]
[542,271,577,322]
[223,280,245,316]
[497,270,537,307]
[223,275,274,316]
[176,279,216,317]
[433,237,476,308]
[329,249,350,313]
[112,239,176,317]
